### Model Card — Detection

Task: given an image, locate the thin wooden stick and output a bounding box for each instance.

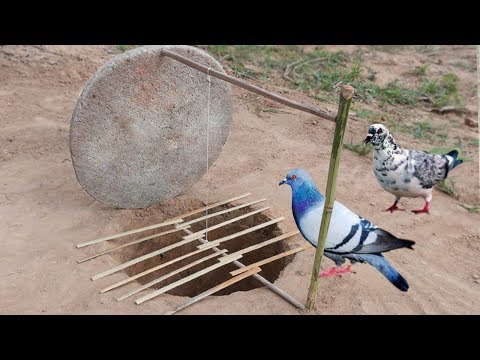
[183,206,270,240]
[135,254,243,305]
[197,217,285,250]
[176,198,266,228]
[101,245,217,293]
[230,244,311,276]
[171,193,251,220]
[76,218,184,248]
[116,250,228,302]
[218,230,299,263]
[164,267,262,315]
[306,85,354,311]
[91,236,203,281]
[77,226,190,263]
[181,227,306,311]
[161,49,336,122]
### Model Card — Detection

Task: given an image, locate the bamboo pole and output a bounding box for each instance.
[160,49,336,122]
[230,244,311,276]
[181,227,306,311]
[305,85,354,311]
[164,267,262,315]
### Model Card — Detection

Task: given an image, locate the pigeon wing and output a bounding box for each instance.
[410,150,449,188]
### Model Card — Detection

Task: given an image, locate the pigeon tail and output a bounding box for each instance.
[445,150,463,171]
[348,253,409,292]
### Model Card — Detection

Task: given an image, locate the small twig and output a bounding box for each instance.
[283,57,326,81]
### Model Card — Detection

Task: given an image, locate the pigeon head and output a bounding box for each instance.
[279,168,314,189]
[365,123,390,148]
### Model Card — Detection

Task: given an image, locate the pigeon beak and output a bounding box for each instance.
[364,134,373,144]
[279,178,287,186]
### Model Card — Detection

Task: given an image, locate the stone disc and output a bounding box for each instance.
[69,45,233,209]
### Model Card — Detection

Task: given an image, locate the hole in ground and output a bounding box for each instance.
[111,199,295,297]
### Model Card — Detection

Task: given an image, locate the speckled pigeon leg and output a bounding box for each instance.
[384,199,404,213]
[412,201,430,214]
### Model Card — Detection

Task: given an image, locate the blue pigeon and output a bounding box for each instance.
[279,168,415,292]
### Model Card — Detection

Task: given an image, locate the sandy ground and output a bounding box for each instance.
[1,45,479,314]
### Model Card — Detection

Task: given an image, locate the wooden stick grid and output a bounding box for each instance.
[76,193,308,313]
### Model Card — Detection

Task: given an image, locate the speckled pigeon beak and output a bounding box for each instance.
[279,178,287,186]
[364,134,373,144]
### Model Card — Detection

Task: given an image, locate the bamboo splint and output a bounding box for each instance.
[101,245,217,293]
[217,230,299,263]
[119,231,298,300]
[91,235,203,281]
[76,193,251,249]
[181,227,306,311]
[77,226,191,263]
[135,254,243,305]
[230,244,311,277]
[116,249,229,301]
[164,267,262,315]
[183,207,270,240]
[76,218,184,248]
[176,198,266,228]
[197,217,286,250]
[171,193,252,220]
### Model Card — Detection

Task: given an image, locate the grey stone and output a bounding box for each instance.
[70,45,233,208]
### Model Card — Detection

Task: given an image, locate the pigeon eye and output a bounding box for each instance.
[376,128,383,134]
[291,175,297,180]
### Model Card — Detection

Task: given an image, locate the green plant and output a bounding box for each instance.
[343,141,373,156]
[460,204,480,214]
[116,45,135,52]
[435,179,458,199]
[354,108,376,120]
[420,73,461,108]
[378,80,419,106]
[413,64,429,77]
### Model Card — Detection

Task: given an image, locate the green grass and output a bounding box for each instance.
[451,61,476,72]
[116,45,135,52]
[469,139,479,147]
[460,203,480,214]
[435,179,458,199]
[378,80,419,106]
[420,73,461,108]
[343,141,373,156]
[412,64,429,77]
[354,108,376,120]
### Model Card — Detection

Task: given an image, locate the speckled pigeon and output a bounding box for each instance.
[365,124,463,214]
[279,168,414,292]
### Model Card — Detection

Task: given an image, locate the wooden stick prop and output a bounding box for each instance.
[135,254,243,305]
[183,206,270,240]
[161,49,336,122]
[91,236,203,281]
[230,244,311,276]
[197,217,285,250]
[180,227,306,311]
[77,226,190,263]
[164,267,262,315]
[116,249,228,301]
[170,193,251,220]
[76,218,183,248]
[176,198,266,228]
[305,85,354,311]
[101,245,217,293]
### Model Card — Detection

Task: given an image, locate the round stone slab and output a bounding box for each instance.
[70,45,233,209]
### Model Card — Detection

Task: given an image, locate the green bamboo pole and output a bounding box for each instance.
[305,85,354,311]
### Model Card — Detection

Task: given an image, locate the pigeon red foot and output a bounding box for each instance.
[384,201,405,213]
[320,265,351,277]
[412,201,430,214]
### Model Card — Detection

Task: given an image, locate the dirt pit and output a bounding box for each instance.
[112,200,294,297]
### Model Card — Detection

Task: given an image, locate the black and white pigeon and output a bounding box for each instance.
[365,123,463,214]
